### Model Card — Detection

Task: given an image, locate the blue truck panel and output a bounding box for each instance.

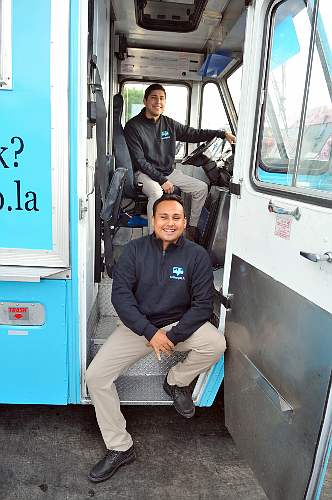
[0,279,68,404]
[0,0,52,250]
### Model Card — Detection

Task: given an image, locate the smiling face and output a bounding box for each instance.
[143,89,166,121]
[152,200,187,250]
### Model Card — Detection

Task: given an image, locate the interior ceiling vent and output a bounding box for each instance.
[134,0,209,33]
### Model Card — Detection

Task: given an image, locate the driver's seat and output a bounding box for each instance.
[113,93,143,201]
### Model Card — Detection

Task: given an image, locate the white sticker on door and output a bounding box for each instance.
[274,216,292,240]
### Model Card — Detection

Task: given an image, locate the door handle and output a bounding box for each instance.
[300,251,332,263]
[86,162,95,198]
[268,200,301,221]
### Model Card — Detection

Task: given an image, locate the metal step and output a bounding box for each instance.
[87,273,189,404]
[115,375,172,404]
[86,265,222,405]
[90,338,188,404]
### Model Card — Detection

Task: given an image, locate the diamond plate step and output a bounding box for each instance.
[115,375,173,404]
[87,271,200,404]
[89,339,189,404]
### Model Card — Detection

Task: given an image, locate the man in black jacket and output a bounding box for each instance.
[86,194,226,483]
[124,83,236,239]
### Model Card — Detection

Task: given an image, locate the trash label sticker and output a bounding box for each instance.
[0,302,45,326]
[274,216,292,240]
[8,306,29,321]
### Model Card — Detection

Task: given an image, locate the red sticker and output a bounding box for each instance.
[274,216,292,240]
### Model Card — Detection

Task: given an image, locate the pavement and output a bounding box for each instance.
[0,387,331,500]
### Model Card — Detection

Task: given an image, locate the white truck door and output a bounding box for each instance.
[222,0,332,499]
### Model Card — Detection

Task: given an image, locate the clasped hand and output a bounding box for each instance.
[161,180,174,194]
[146,329,175,360]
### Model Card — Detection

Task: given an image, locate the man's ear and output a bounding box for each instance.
[151,215,155,228]
[143,98,147,106]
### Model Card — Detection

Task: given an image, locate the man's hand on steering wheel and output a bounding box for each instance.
[225,132,236,144]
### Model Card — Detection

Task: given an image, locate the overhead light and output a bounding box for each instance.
[134,0,209,33]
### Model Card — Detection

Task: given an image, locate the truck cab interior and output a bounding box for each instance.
[85,0,245,408]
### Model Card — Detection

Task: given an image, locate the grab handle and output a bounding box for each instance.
[268,200,301,221]
[300,251,332,263]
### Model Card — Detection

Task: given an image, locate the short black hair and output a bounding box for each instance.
[152,193,185,217]
[144,84,166,101]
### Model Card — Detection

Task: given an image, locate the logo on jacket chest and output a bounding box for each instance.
[162,130,170,140]
[170,266,185,280]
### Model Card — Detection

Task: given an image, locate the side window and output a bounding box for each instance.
[227,65,243,116]
[122,82,189,158]
[0,0,12,89]
[257,0,332,198]
[200,81,230,158]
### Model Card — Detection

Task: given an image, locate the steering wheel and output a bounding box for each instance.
[181,137,218,165]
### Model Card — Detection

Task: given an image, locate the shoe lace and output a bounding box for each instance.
[174,385,191,396]
[105,450,120,464]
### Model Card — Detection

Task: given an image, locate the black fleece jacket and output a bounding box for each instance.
[124,108,227,186]
[111,234,216,345]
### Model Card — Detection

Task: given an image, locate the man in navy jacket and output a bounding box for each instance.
[124,83,236,239]
[86,194,226,483]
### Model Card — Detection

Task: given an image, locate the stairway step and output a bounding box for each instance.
[93,316,118,340]
[115,374,173,404]
[91,341,188,376]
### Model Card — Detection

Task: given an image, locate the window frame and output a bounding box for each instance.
[0,0,12,89]
[250,0,332,209]
[225,63,243,120]
[198,79,235,136]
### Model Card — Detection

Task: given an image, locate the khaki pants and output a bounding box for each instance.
[86,320,226,451]
[136,169,208,233]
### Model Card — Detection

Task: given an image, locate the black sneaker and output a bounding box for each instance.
[163,376,195,418]
[88,445,136,483]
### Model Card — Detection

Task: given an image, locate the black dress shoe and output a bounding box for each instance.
[88,445,136,483]
[163,376,195,418]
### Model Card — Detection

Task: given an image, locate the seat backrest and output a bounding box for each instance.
[113,93,137,199]
[101,167,128,224]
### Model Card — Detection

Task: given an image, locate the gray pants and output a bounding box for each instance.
[136,169,208,233]
[86,320,226,451]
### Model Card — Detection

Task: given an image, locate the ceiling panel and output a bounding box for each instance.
[112,0,230,52]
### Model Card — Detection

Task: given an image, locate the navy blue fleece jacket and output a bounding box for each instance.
[111,233,216,345]
[124,109,227,186]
